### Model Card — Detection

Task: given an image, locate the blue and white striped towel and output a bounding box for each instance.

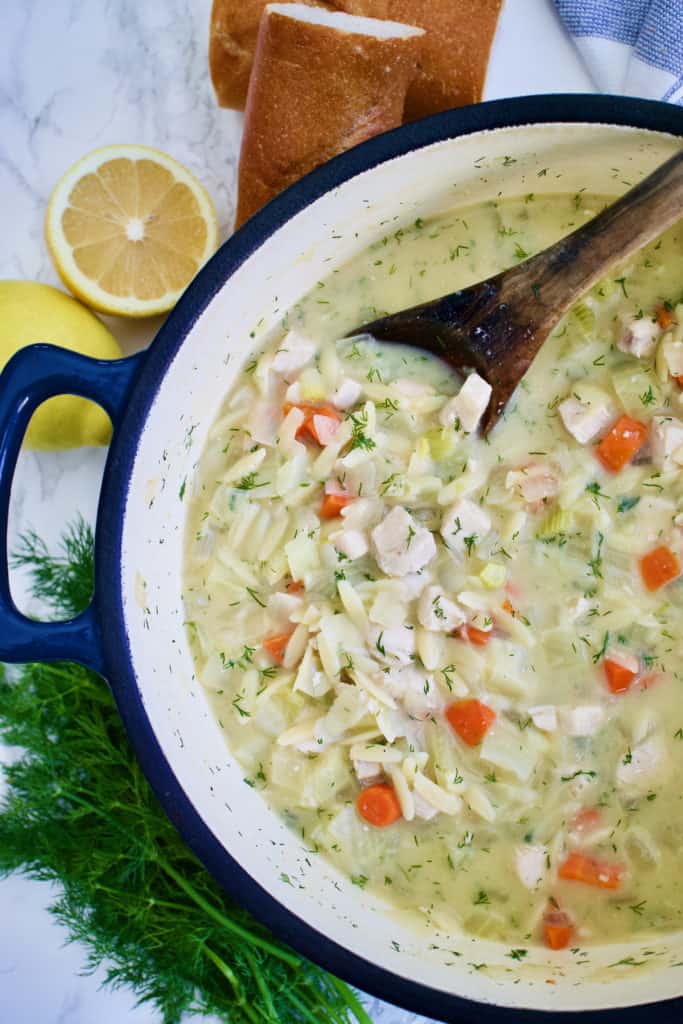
[554,0,683,103]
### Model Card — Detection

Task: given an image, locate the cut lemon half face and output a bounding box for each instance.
[45,144,219,317]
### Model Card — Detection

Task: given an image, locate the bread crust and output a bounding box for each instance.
[336,0,504,117]
[209,0,331,109]
[235,8,422,226]
[209,0,502,115]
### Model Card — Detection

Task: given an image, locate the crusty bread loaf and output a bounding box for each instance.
[209,0,331,109]
[209,0,502,116]
[235,5,423,226]
[335,0,504,118]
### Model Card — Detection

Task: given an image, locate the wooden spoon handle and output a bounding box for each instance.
[502,148,683,331]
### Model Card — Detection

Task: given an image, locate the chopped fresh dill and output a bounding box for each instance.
[617,495,640,513]
[587,531,605,579]
[586,481,609,507]
[235,472,269,491]
[245,586,266,608]
[348,410,376,452]
[463,534,477,556]
[593,630,610,664]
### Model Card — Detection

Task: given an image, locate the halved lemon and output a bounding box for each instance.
[45,144,219,317]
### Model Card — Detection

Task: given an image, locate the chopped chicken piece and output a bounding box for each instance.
[371,505,436,576]
[650,415,683,470]
[559,387,615,444]
[383,665,441,719]
[417,585,466,632]
[353,759,383,784]
[330,528,369,561]
[332,377,362,410]
[383,664,419,700]
[271,330,316,375]
[506,463,559,504]
[313,413,340,446]
[529,705,558,732]
[439,372,492,433]
[440,497,492,558]
[558,705,605,737]
[616,736,664,794]
[376,707,415,744]
[368,623,415,665]
[514,844,547,889]
[616,315,661,358]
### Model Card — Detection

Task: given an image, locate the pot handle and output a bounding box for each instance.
[0,344,143,674]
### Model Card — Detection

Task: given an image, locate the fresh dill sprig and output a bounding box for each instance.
[10,515,94,616]
[348,410,376,452]
[0,524,372,1024]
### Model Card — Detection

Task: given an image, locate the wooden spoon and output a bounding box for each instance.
[353,148,683,433]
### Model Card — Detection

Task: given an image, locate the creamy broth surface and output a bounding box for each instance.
[184,195,683,948]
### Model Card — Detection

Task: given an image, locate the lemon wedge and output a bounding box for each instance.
[45,145,219,317]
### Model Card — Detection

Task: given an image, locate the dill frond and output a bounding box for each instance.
[0,523,372,1024]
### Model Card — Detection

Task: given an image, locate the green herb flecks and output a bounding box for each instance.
[587,531,605,580]
[586,482,609,508]
[348,409,376,452]
[560,769,597,782]
[617,496,640,514]
[236,472,269,491]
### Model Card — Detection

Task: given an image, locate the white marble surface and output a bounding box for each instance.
[0,1,593,1021]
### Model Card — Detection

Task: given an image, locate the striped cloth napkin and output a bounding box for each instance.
[554,0,683,103]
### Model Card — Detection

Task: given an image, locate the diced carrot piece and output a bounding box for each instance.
[458,624,493,646]
[502,598,515,615]
[357,783,402,827]
[604,658,638,694]
[262,631,294,665]
[558,852,622,890]
[640,545,680,591]
[320,492,354,519]
[285,579,304,594]
[283,402,341,445]
[571,808,602,834]
[676,375,683,389]
[543,908,573,950]
[595,415,648,472]
[446,699,496,746]
[656,304,673,330]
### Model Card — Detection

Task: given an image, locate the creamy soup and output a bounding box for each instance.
[184,194,683,949]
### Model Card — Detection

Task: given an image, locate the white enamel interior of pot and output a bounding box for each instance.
[120,122,683,1013]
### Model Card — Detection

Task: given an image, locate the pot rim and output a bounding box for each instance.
[97,94,683,1023]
